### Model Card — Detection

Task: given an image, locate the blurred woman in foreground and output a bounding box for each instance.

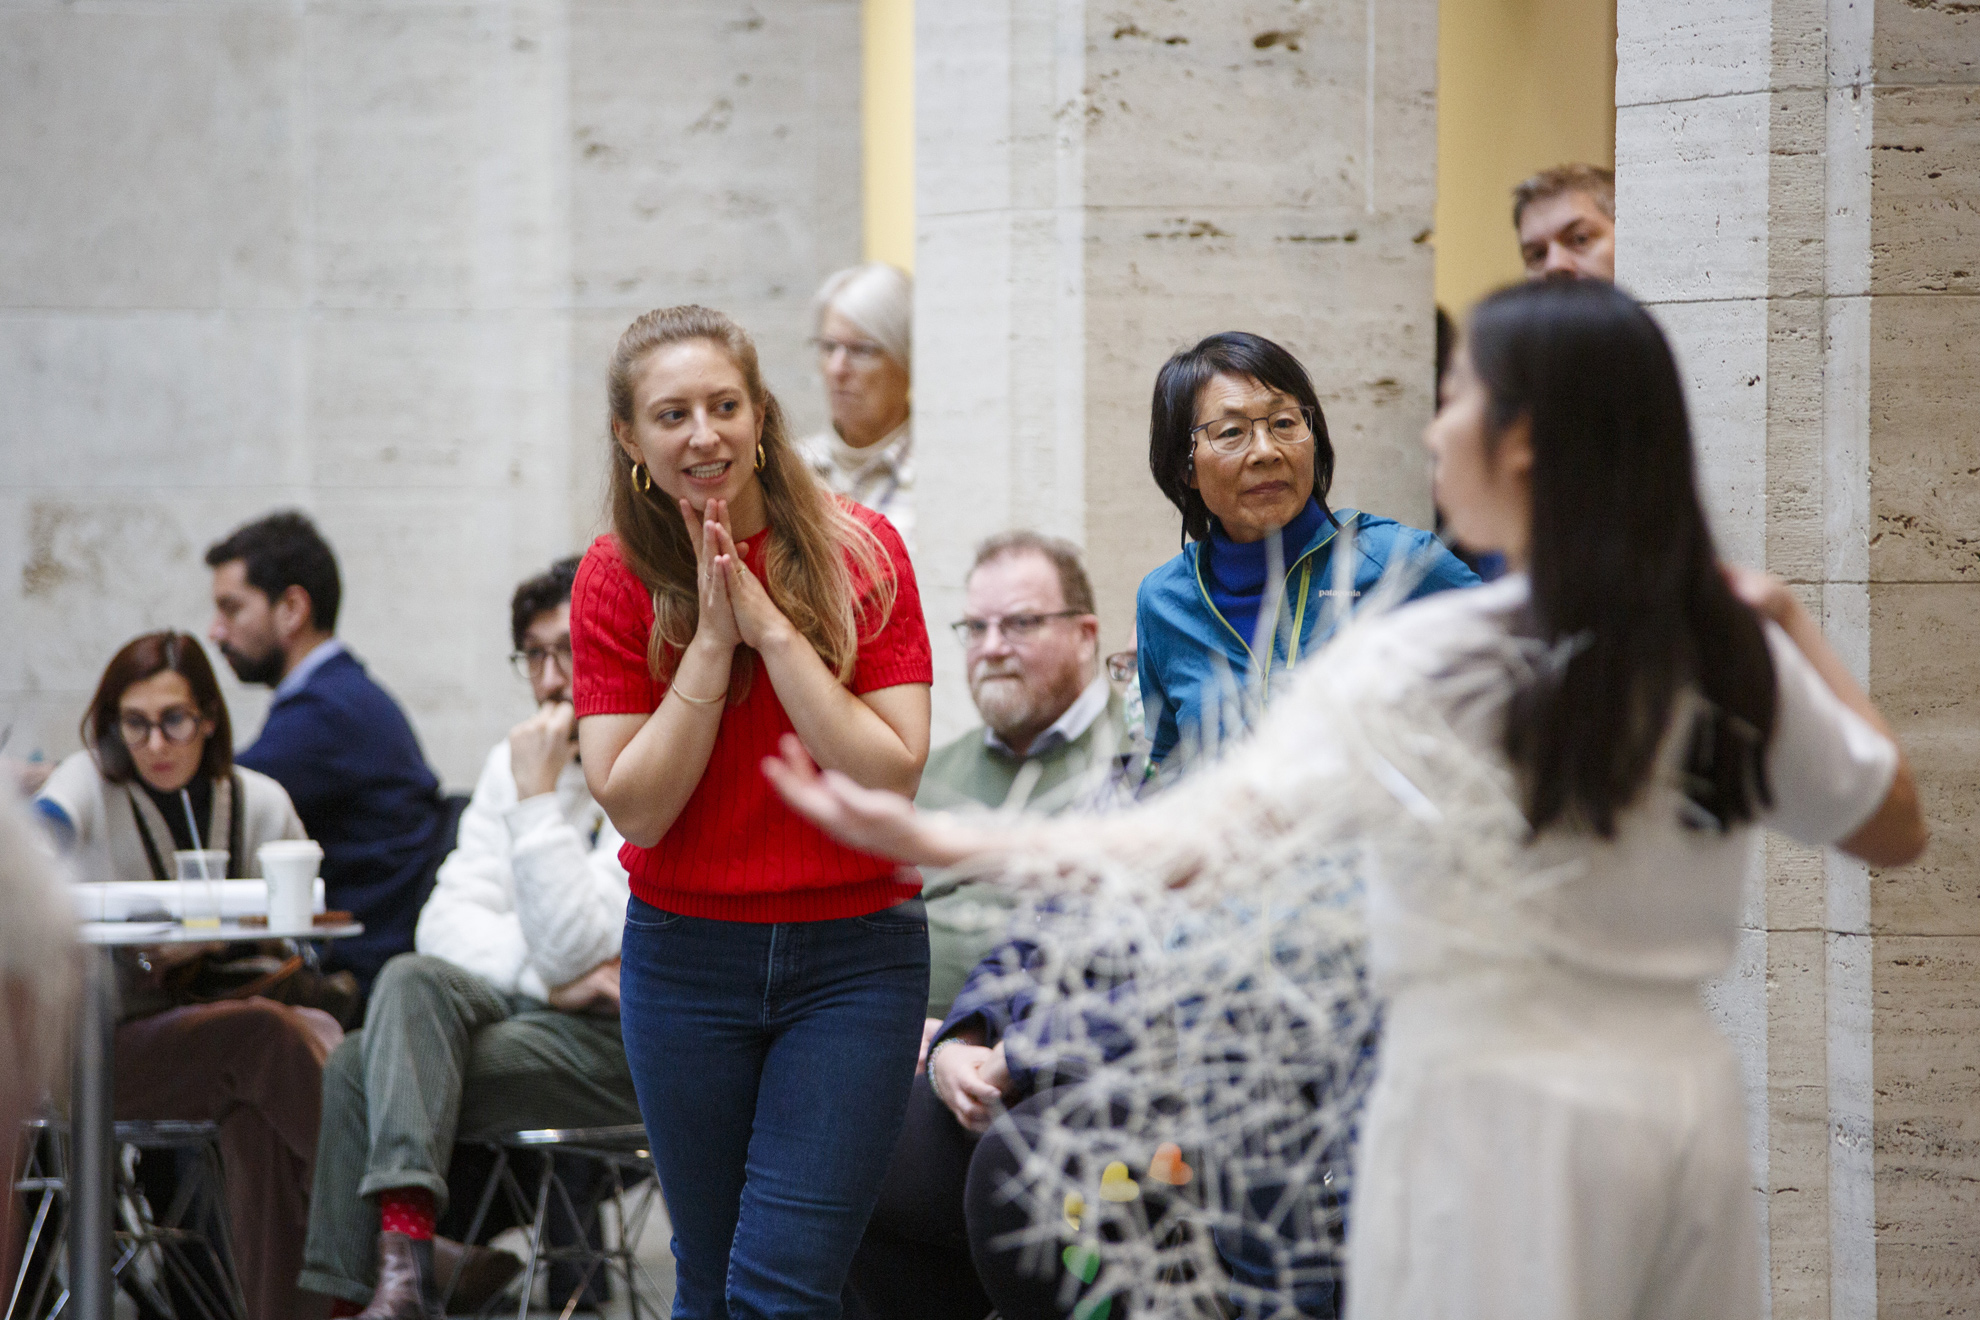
[766,281,1926,1319]
[0,797,76,1301]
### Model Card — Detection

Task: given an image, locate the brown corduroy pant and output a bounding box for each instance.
[114,998,341,1320]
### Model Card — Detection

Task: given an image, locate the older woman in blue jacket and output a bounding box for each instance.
[1136,332,1478,764]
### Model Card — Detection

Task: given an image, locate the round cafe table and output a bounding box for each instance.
[67,919,363,1320]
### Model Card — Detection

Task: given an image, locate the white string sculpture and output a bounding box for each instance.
[939,548,1577,1318]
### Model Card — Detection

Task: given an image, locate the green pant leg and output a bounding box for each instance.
[352,954,514,1210]
[298,1033,378,1304]
[454,1010,643,1139]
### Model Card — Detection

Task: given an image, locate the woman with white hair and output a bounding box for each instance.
[801,262,916,552]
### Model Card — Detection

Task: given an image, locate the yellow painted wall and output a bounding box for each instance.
[863,0,915,272]
[1434,0,1616,317]
[860,0,1610,304]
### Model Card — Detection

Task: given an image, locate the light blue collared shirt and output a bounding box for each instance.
[271,638,348,706]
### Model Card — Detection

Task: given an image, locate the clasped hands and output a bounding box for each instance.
[680,497,793,655]
[921,1021,1015,1134]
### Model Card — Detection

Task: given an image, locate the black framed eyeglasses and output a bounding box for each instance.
[1189,406,1315,457]
[118,707,202,747]
[511,638,573,680]
[950,611,1084,647]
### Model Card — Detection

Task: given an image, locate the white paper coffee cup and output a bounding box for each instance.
[259,840,324,935]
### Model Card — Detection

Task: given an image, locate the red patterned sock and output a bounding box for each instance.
[376,1186,437,1241]
[329,1302,362,1318]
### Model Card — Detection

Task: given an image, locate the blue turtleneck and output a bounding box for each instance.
[1203,497,1333,652]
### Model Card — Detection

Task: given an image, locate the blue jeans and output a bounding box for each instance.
[619,896,930,1320]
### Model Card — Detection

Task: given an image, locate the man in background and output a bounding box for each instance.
[206,510,448,997]
[300,557,639,1320]
[915,530,1130,1022]
[844,531,1130,1320]
[1515,163,1616,282]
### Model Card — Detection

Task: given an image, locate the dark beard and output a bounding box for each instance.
[220,643,284,687]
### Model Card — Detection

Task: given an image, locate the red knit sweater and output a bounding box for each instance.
[570,503,932,922]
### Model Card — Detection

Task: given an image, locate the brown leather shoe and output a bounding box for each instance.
[431,1236,523,1315]
[355,1231,440,1320]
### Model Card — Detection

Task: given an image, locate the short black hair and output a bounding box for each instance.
[510,556,581,652]
[1147,331,1336,546]
[204,510,342,632]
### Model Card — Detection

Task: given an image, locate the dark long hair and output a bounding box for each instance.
[1148,332,1336,547]
[1469,280,1775,835]
[83,631,234,787]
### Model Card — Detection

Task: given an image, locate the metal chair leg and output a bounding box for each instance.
[444,1146,509,1313]
[512,1153,554,1320]
[8,1130,66,1320]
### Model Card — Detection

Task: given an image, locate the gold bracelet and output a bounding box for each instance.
[670,684,726,706]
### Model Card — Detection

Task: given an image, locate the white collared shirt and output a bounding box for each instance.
[985,675,1112,759]
[799,420,914,552]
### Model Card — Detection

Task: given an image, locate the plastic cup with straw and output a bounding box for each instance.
[172,788,226,929]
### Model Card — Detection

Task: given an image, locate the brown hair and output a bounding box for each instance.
[1512,164,1615,228]
[969,531,1096,616]
[606,305,896,694]
[83,631,233,786]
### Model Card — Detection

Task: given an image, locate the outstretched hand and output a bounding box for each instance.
[763,734,974,867]
[1721,562,1800,627]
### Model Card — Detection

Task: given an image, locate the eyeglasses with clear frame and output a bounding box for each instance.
[811,337,889,367]
[510,638,573,681]
[118,707,202,747]
[1105,649,1138,685]
[950,611,1085,648]
[1189,406,1316,458]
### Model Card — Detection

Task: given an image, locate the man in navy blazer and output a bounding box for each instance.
[206,511,447,994]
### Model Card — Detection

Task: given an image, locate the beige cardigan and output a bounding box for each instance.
[38,750,307,885]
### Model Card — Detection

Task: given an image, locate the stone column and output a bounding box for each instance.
[1617,1,1979,1314]
[0,1,859,786]
[915,0,1440,739]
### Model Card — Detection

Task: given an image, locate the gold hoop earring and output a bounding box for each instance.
[631,462,652,493]
[755,443,766,473]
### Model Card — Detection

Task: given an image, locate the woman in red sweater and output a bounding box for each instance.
[572,305,934,1318]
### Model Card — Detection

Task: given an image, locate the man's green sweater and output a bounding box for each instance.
[915,688,1127,1017]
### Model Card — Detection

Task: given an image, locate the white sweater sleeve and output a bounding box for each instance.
[415,746,537,997]
[509,773,630,992]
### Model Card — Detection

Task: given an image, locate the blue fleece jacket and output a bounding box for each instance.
[236,648,445,990]
[1135,508,1479,764]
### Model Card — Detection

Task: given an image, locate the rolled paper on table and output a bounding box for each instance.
[67,879,325,922]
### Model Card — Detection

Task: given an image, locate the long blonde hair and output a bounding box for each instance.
[607,305,897,693]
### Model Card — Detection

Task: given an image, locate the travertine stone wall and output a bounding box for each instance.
[1618,1,1979,1313]
[0,1,859,788]
[915,0,1440,739]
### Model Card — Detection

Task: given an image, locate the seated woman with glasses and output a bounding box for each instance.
[1136,332,1479,765]
[33,630,338,1320]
